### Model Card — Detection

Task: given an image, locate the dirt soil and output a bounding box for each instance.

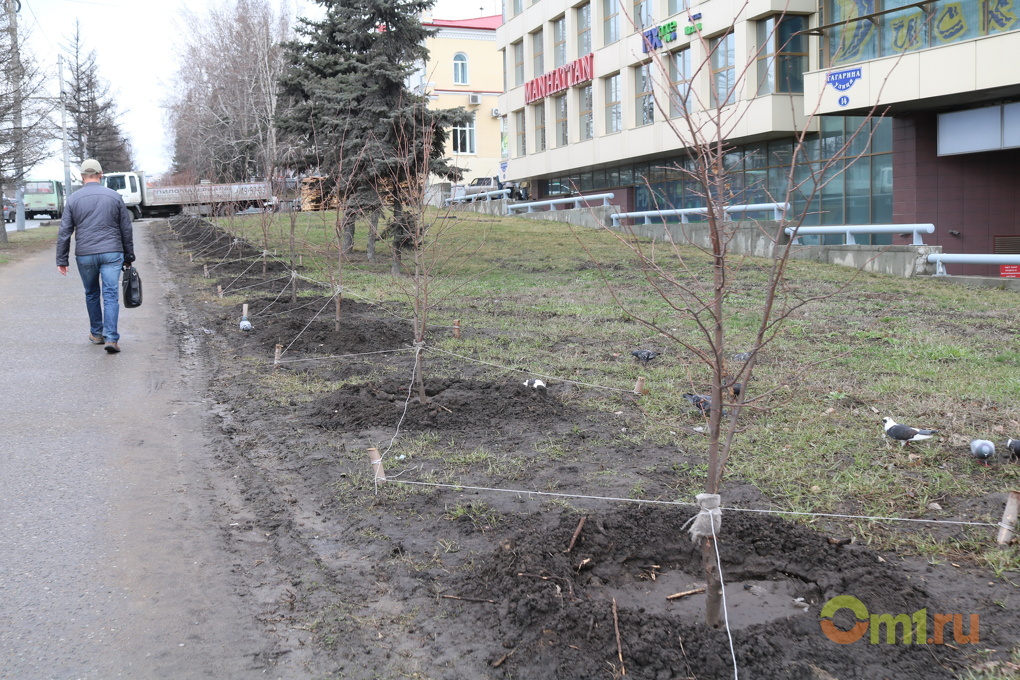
[153,217,1019,680]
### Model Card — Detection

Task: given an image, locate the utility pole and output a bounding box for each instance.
[59,55,72,201]
[5,0,26,232]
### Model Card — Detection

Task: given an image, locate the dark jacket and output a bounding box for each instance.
[56,182,134,266]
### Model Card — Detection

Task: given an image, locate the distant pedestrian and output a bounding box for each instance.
[56,159,135,353]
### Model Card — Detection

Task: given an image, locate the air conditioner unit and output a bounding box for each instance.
[491,107,501,117]
[468,93,482,105]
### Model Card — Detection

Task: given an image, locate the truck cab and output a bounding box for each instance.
[103,171,144,219]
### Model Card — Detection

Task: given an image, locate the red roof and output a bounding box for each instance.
[425,15,502,30]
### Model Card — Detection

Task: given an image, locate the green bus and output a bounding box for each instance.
[23,179,64,219]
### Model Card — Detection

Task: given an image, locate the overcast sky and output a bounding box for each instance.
[24,0,501,181]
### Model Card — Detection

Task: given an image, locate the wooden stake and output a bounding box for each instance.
[273,344,283,369]
[565,515,587,553]
[203,263,208,277]
[368,447,385,482]
[612,598,626,676]
[453,319,461,339]
[997,490,1020,545]
[189,252,193,262]
[666,587,706,601]
[217,285,223,298]
[634,376,646,395]
[242,303,249,318]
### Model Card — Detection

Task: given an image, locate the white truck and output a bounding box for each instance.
[102,171,274,219]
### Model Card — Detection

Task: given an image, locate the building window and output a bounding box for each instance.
[635,62,655,126]
[554,94,569,146]
[512,0,523,16]
[757,16,807,94]
[579,84,594,140]
[577,3,592,57]
[534,102,547,152]
[452,114,476,154]
[553,17,567,68]
[633,0,653,30]
[515,110,527,156]
[710,32,736,108]
[532,29,545,77]
[668,0,687,14]
[604,73,621,133]
[669,48,692,117]
[453,53,469,85]
[603,0,620,45]
[513,41,525,87]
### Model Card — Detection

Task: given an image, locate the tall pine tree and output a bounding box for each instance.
[278,0,466,256]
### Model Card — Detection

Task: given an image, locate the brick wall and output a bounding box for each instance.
[894,114,1020,277]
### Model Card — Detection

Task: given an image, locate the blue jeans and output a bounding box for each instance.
[75,252,124,343]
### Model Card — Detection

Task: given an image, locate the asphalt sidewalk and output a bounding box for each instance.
[0,221,289,678]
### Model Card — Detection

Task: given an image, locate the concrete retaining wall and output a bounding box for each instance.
[445,201,941,278]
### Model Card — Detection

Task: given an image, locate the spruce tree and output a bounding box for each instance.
[278,0,466,255]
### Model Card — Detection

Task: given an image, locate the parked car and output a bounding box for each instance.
[3,197,14,223]
[462,176,526,200]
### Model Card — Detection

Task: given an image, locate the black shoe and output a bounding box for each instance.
[104,342,121,353]
[89,334,105,345]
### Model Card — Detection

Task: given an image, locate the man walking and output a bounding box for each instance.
[56,159,135,353]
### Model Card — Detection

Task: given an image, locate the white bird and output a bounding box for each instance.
[881,417,938,447]
[239,316,253,332]
[523,378,546,389]
[970,439,995,466]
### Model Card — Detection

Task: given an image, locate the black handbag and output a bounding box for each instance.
[122,265,143,308]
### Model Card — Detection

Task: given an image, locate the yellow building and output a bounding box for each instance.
[409,15,505,203]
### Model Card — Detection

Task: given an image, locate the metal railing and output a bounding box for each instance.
[444,188,511,206]
[507,192,615,214]
[610,202,788,227]
[784,224,935,246]
[927,253,1020,276]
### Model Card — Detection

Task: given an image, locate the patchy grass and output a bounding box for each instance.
[0,225,60,266]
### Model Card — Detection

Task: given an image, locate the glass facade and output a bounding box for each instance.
[756,15,808,94]
[669,48,692,117]
[710,33,735,108]
[824,0,1019,67]
[635,62,655,126]
[542,116,894,240]
[579,84,594,140]
[577,3,592,57]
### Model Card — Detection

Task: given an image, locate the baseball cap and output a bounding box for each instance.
[80,159,103,175]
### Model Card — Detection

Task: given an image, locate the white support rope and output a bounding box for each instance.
[273,347,415,365]
[220,257,262,294]
[255,277,298,317]
[228,274,292,293]
[280,293,338,357]
[380,479,1002,528]
[710,514,739,680]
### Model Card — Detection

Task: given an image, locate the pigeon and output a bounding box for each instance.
[239,315,253,332]
[1006,438,1020,460]
[683,393,713,415]
[881,417,938,447]
[523,378,546,389]
[631,350,659,366]
[732,352,752,363]
[969,439,995,466]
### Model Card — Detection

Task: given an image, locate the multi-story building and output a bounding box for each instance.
[497,0,1020,275]
[409,14,505,202]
